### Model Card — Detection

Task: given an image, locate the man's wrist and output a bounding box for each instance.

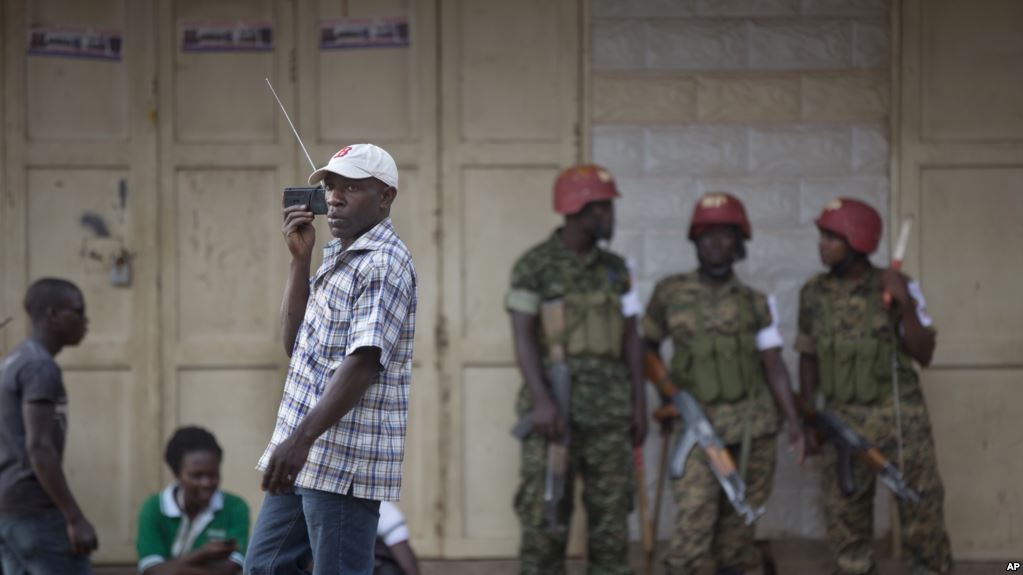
[527,386,553,407]
[64,507,86,524]
[291,425,318,448]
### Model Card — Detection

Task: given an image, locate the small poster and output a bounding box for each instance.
[320,16,410,50]
[27,27,122,61]
[180,20,273,52]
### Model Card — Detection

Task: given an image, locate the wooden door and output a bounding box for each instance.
[896,0,1023,558]
[1,0,160,561]
[439,0,582,557]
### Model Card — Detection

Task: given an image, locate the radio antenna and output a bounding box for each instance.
[265,78,317,172]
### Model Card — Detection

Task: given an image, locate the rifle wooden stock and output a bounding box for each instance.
[704,444,738,477]
[542,301,566,363]
[646,350,681,424]
[861,447,888,471]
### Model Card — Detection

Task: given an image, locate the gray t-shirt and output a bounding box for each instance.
[0,340,67,516]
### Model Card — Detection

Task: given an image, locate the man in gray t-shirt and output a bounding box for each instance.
[0,278,97,575]
[0,340,70,513]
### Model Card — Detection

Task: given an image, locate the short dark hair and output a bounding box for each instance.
[23,278,81,320]
[164,426,223,475]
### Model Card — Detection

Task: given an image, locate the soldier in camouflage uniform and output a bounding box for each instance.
[797,198,953,575]
[643,193,805,575]
[506,165,647,575]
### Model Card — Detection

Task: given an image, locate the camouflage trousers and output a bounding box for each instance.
[665,435,777,575]
[515,419,633,575]
[821,400,953,575]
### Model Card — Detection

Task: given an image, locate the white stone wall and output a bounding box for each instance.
[592,0,894,539]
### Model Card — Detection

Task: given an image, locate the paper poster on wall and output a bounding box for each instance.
[319,17,410,50]
[27,27,122,61]
[180,20,273,52]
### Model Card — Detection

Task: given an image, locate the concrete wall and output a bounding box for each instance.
[590,0,893,538]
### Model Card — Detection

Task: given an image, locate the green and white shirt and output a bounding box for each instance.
[136,484,249,573]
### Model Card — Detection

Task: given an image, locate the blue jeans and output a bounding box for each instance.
[244,488,380,575]
[0,511,92,575]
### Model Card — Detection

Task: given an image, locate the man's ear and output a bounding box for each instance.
[380,186,397,210]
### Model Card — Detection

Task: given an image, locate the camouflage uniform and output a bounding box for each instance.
[507,229,635,575]
[642,273,780,575]
[796,266,953,575]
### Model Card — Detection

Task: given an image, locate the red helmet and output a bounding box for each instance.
[689,192,752,240]
[553,164,619,215]
[815,198,882,254]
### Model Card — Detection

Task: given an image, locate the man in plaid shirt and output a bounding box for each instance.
[245,144,417,575]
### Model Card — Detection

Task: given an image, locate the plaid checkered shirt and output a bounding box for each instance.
[257,218,417,501]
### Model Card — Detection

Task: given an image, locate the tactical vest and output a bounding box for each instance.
[548,261,625,361]
[816,272,919,405]
[669,282,764,405]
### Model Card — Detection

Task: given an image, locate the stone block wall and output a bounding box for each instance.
[592,0,894,539]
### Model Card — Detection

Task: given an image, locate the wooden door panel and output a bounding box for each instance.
[173,168,280,345]
[924,370,1023,556]
[178,368,281,514]
[63,370,136,559]
[458,0,563,141]
[26,168,134,355]
[25,0,127,141]
[461,167,561,356]
[172,0,277,143]
[921,0,1023,141]
[920,168,1023,366]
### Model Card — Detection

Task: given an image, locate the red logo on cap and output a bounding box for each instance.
[333,146,353,159]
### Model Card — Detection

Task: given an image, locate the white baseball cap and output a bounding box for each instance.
[308,143,399,188]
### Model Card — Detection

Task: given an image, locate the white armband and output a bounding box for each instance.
[620,259,642,318]
[755,294,784,351]
[907,281,933,327]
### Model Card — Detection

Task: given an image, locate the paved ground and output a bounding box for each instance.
[96,539,1006,574]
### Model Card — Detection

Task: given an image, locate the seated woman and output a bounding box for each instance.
[136,426,249,575]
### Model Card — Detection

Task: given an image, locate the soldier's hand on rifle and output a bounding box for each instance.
[282,204,316,262]
[659,416,674,435]
[881,268,910,306]
[531,395,564,439]
[651,401,675,434]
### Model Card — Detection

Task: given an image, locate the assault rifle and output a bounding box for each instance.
[510,300,572,531]
[796,396,920,504]
[645,351,764,525]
